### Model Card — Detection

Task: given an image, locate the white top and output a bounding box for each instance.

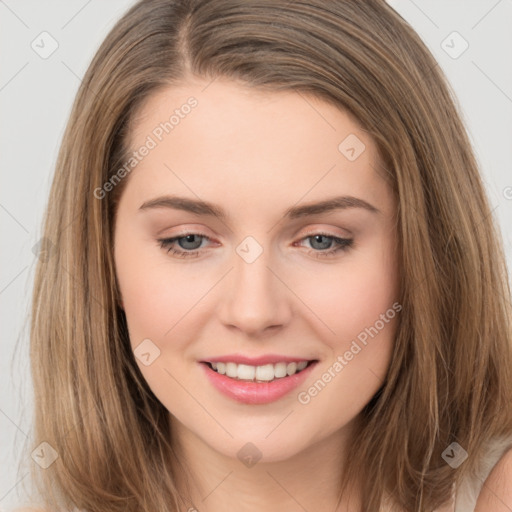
[453,434,512,512]
[381,435,512,512]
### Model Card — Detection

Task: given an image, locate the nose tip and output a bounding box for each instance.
[216,245,291,335]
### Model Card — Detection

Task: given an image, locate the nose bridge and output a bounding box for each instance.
[217,235,290,333]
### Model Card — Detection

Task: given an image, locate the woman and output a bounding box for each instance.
[23,0,512,510]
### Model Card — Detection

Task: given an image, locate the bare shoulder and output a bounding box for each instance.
[474,447,512,511]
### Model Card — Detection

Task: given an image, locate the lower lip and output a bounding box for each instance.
[199,361,318,405]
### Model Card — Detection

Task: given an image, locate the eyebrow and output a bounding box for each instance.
[138,195,380,220]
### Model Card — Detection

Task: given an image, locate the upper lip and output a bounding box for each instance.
[200,354,317,366]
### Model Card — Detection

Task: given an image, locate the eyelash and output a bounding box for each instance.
[157,232,353,259]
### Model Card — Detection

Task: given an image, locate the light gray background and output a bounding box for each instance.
[1,0,511,509]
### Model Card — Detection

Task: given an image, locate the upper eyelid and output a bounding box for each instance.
[158,231,351,249]
[160,223,351,240]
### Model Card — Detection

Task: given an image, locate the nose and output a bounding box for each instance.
[217,245,292,336]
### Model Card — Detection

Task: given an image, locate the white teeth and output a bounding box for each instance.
[274,362,287,378]
[255,364,274,381]
[237,364,255,380]
[286,362,297,375]
[208,360,312,381]
[226,362,238,378]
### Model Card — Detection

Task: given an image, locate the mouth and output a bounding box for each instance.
[199,359,319,405]
[202,360,318,383]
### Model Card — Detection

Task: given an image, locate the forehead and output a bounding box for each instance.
[123,78,392,217]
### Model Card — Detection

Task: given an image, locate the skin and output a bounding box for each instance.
[474,447,512,511]
[113,77,401,511]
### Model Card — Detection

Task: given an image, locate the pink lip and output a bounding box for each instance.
[199,360,318,405]
[200,354,313,366]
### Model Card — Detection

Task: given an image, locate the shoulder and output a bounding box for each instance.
[474,446,512,511]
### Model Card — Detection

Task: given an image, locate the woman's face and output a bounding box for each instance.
[114,78,400,463]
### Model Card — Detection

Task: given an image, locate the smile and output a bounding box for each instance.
[199,360,319,405]
[208,360,311,382]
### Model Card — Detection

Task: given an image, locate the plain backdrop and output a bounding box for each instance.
[1,0,511,509]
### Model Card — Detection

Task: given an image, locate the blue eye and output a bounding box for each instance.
[157,232,353,259]
[298,233,353,257]
[158,233,210,259]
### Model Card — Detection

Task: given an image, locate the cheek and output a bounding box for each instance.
[294,241,398,345]
[291,238,399,410]
[295,257,399,429]
[115,241,206,405]
[114,230,206,348]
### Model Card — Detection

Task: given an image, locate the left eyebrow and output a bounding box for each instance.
[138,194,381,220]
[284,196,380,219]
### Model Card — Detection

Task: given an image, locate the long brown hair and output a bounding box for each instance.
[26,0,512,510]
